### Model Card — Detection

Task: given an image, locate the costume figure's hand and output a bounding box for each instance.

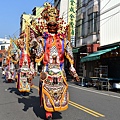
[36,56,39,59]
[69,65,75,72]
[75,76,80,82]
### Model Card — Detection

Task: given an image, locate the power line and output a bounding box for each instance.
[78,10,120,28]
[62,0,116,25]
[11,0,97,37]
[100,10,120,27]
[27,1,120,38]
[100,0,111,11]
[66,9,120,30]
[62,0,99,21]
[11,0,101,37]
[75,1,120,27]
[75,9,120,41]
[12,0,54,38]
[12,0,119,38]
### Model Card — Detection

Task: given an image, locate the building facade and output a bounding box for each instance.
[0,38,10,66]
[76,0,100,47]
[80,0,120,79]
[100,0,120,46]
[75,0,100,77]
[20,7,43,34]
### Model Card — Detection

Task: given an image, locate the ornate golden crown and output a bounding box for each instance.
[41,2,59,24]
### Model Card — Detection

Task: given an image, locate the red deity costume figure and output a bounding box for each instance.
[16,38,31,93]
[35,2,80,120]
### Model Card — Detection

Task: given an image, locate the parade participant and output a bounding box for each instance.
[35,3,80,120]
[29,29,38,71]
[2,52,7,76]
[2,52,8,81]
[28,30,37,84]
[3,46,16,83]
[10,40,20,81]
[16,38,32,93]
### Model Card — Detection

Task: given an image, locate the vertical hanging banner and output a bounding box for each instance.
[68,0,77,47]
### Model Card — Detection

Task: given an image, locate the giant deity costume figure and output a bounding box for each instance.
[16,36,33,93]
[33,3,80,120]
[3,45,17,82]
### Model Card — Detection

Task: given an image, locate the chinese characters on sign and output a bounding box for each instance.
[68,0,76,46]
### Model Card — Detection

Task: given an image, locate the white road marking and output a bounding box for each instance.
[68,84,120,99]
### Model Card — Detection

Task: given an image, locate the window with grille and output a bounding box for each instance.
[88,12,97,34]
[1,46,5,50]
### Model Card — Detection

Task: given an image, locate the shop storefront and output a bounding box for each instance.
[81,45,120,78]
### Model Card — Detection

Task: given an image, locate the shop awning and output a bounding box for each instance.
[81,46,119,63]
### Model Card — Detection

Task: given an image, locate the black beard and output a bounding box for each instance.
[48,29,57,34]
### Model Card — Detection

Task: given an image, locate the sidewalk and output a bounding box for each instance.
[68,79,120,95]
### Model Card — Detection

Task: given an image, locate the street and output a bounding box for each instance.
[0,70,120,120]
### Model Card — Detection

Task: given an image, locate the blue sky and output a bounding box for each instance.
[0,0,53,39]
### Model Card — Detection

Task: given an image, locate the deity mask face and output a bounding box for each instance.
[47,22,58,34]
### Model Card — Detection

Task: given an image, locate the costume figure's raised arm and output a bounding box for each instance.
[65,39,74,65]
[65,40,80,81]
[35,37,44,63]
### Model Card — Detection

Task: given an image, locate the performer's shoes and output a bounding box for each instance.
[46,111,52,120]
[47,116,52,120]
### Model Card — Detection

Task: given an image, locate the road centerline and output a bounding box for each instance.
[69,101,105,117]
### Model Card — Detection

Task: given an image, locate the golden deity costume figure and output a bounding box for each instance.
[33,2,80,120]
[3,45,17,82]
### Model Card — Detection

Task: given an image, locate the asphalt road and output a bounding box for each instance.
[0,70,120,120]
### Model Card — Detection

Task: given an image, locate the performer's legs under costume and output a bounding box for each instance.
[46,111,52,120]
